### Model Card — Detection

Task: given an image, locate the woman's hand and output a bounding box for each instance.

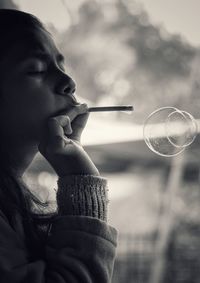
[38,104,99,177]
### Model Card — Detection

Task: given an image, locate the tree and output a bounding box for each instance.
[0,0,18,9]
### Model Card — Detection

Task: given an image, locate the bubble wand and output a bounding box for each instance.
[88,105,134,112]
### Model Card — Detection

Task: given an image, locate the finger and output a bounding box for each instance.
[55,104,88,136]
[64,103,88,122]
[47,118,72,151]
[55,115,72,135]
[71,112,89,131]
[48,118,64,137]
[69,112,90,141]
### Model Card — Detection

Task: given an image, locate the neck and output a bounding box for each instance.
[0,140,38,179]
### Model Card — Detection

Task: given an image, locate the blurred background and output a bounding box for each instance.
[2,0,200,282]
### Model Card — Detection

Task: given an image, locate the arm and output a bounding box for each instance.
[0,174,117,283]
[24,103,117,282]
[46,174,117,282]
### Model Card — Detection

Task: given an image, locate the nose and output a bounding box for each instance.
[55,75,76,96]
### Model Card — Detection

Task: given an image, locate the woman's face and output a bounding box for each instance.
[0,27,77,143]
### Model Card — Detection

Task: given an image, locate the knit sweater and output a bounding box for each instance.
[0,174,118,283]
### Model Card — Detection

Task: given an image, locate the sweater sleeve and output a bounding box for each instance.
[0,175,118,283]
[56,175,109,221]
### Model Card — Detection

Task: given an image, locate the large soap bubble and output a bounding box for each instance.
[143,107,198,157]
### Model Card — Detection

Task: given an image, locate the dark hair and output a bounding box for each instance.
[0,9,45,30]
[0,9,54,255]
[0,9,49,60]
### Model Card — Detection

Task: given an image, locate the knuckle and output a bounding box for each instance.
[48,117,58,126]
[78,105,87,114]
[49,117,57,122]
[65,115,71,123]
[59,115,70,123]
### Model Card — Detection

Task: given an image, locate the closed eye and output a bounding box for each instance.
[28,69,47,74]
[26,60,48,75]
[24,53,66,76]
[28,70,46,74]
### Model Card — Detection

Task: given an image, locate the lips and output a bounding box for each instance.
[69,93,81,105]
[54,93,81,117]
[64,91,80,106]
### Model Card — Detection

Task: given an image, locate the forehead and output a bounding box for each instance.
[2,28,62,64]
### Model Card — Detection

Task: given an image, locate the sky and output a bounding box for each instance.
[15,0,200,47]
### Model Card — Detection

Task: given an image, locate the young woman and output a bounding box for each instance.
[0,9,117,283]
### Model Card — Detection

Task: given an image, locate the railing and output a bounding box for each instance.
[112,233,156,283]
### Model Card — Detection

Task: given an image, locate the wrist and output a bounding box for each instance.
[55,150,100,177]
[57,175,108,221]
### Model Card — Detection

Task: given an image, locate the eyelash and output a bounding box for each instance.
[28,70,46,75]
[27,64,65,76]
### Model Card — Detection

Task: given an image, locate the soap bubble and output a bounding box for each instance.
[143,107,198,157]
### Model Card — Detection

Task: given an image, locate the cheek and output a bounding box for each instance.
[2,91,55,133]
[1,74,66,130]
[0,72,60,139]
[8,78,55,113]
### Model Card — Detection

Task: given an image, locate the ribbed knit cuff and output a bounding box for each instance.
[56,175,109,222]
